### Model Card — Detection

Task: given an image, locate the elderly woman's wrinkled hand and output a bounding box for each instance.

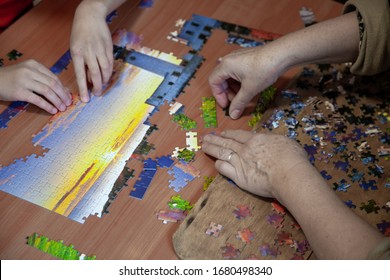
[202,130,309,198]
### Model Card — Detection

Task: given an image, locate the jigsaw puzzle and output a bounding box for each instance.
[0,30,201,223]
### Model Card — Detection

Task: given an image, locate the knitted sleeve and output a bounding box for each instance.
[343,0,390,75]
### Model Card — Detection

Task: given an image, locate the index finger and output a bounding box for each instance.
[72,56,89,102]
[208,64,230,109]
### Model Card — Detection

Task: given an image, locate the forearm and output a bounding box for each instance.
[273,161,384,259]
[269,12,360,74]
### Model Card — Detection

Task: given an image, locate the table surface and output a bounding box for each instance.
[0,0,356,259]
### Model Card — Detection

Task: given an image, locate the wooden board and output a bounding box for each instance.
[173,175,309,259]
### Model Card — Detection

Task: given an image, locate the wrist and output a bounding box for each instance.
[269,160,318,206]
[77,0,109,17]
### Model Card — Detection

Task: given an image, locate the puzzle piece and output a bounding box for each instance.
[292,239,311,254]
[344,199,356,209]
[156,155,174,168]
[333,160,349,172]
[275,231,293,246]
[168,102,184,115]
[167,162,198,192]
[156,209,186,224]
[7,49,22,61]
[130,159,158,199]
[177,148,195,162]
[168,195,193,211]
[359,180,378,191]
[186,131,201,151]
[172,113,197,130]
[221,243,240,259]
[376,220,390,236]
[266,213,284,228]
[205,222,223,237]
[348,168,364,182]
[271,201,286,215]
[258,243,280,258]
[200,96,217,128]
[232,204,252,219]
[320,170,333,180]
[333,179,351,192]
[236,228,255,244]
[359,199,380,214]
[203,175,214,191]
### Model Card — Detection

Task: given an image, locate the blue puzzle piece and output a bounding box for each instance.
[332,144,347,154]
[323,131,337,143]
[376,220,390,236]
[333,160,349,172]
[129,186,148,200]
[344,200,356,209]
[320,170,332,180]
[167,165,195,192]
[144,158,157,170]
[352,127,366,141]
[349,169,364,182]
[156,155,174,168]
[333,179,350,192]
[304,144,317,157]
[359,180,378,191]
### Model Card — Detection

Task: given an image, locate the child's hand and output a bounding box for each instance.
[0,60,72,114]
[70,1,114,103]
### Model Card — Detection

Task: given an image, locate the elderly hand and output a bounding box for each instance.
[202,130,309,198]
[70,0,114,102]
[208,47,285,120]
[0,60,72,114]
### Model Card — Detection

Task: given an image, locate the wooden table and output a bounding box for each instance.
[0,0,347,259]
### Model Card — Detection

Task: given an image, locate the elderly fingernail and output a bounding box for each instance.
[203,135,210,141]
[230,109,241,119]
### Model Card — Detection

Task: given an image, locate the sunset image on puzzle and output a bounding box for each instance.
[0,42,182,223]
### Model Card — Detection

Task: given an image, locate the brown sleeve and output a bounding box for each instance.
[343,0,390,75]
[366,238,390,260]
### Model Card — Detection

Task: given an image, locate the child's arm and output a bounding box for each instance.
[70,0,128,102]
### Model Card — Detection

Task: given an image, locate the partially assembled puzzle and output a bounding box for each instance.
[0,6,388,261]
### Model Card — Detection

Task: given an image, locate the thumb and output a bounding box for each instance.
[229,86,257,119]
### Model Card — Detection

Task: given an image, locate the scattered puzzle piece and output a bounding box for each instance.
[172,113,197,130]
[232,204,252,219]
[359,199,380,214]
[200,96,217,128]
[258,243,280,258]
[156,209,186,224]
[7,49,22,61]
[168,195,193,211]
[221,243,240,259]
[186,131,201,151]
[205,222,223,237]
[266,213,284,228]
[236,228,255,244]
